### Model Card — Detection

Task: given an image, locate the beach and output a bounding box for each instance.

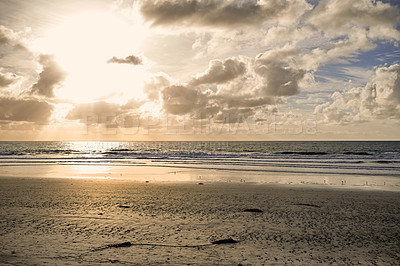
[1,173,399,265]
[1,0,400,263]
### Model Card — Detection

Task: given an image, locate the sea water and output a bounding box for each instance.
[0,141,399,188]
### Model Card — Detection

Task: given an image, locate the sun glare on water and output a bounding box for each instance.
[33,11,150,103]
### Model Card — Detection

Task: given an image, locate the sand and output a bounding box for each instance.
[0,175,399,265]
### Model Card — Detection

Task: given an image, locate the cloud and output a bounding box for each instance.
[0,24,22,47]
[140,0,311,28]
[307,0,400,37]
[217,95,274,108]
[300,0,400,70]
[0,69,20,88]
[315,64,400,124]
[143,73,171,101]
[190,58,246,86]
[107,55,143,65]
[142,72,218,117]
[0,98,53,122]
[213,107,254,124]
[145,55,282,120]
[139,0,399,118]
[66,100,148,132]
[162,85,200,115]
[0,25,29,51]
[160,83,274,123]
[67,101,123,121]
[67,100,141,121]
[66,100,143,131]
[257,1,400,73]
[0,25,14,45]
[254,46,307,96]
[30,54,67,98]
[160,83,278,120]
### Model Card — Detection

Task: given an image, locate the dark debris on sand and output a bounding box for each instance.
[294,203,321,208]
[211,238,239,244]
[92,238,239,251]
[242,208,263,213]
[117,205,131,208]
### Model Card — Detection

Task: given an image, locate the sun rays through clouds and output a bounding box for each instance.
[0,0,399,140]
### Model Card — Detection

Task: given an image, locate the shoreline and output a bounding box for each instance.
[1,175,399,193]
[1,162,399,192]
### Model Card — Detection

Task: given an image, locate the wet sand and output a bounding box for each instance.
[0,176,399,265]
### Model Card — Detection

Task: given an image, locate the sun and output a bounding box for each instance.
[32,11,150,103]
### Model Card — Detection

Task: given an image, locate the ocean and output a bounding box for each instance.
[1,141,399,188]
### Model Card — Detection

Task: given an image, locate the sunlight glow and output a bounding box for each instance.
[33,11,150,103]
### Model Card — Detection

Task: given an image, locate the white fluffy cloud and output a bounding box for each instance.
[254,46,307,96]
[315,64,400,124]
[307,0,400,38]
[190,58,246,86]
[148,56,279,121]
[300,0,400,70]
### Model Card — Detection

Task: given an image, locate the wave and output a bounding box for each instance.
[1,142,399,168]
[109,148,131,152]
[276,151,380,156]
[0,152,25,156]
[277,151,329,155]
[343,152,372,155]
[374,160,395,164]
[0,149,82,156]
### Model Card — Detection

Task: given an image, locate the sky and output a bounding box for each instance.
[0,0,399,141]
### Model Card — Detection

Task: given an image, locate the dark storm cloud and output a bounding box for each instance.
[190,58,246,86]
[139,0,309,28]
[0,98,53,122]
[30,54,67,98]
[107,55,143,65]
